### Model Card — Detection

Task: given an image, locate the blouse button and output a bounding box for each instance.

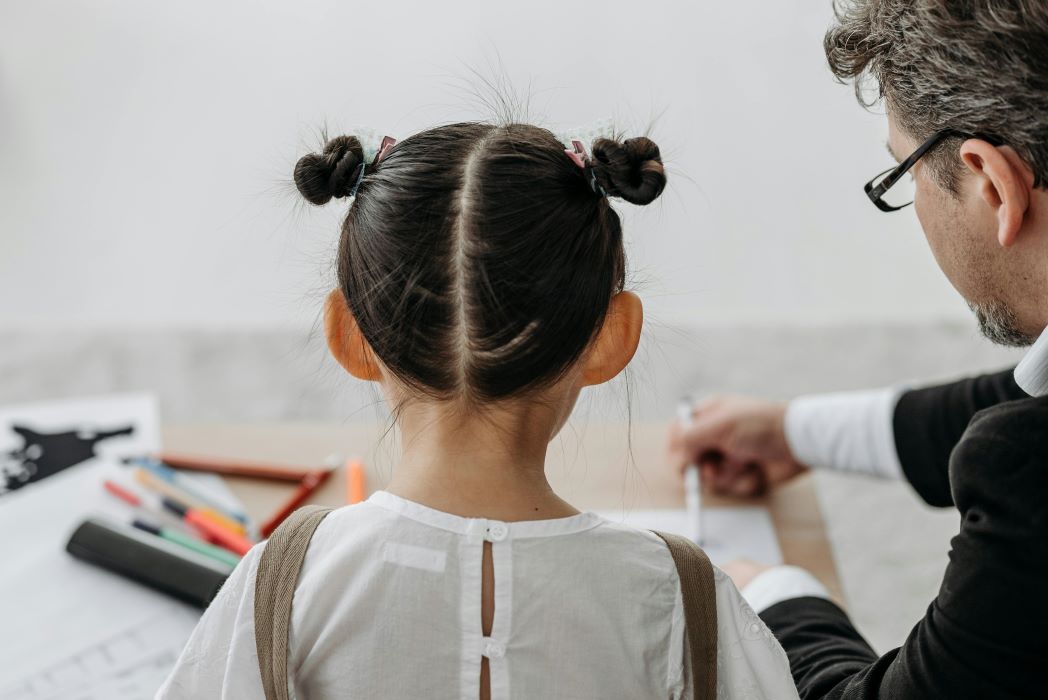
[484,640,506,659]
[487,521,508,541]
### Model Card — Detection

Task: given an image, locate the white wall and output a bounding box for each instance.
[0,0,970,330]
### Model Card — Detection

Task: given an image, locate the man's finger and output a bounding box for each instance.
[699,462,718,483]
[689,395,723,418]
[704,459,767,497]
[726,462,768,497]
[678,410,731,462]
[708,456,749,492]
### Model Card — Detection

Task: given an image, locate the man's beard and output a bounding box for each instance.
[969,300,1037,347]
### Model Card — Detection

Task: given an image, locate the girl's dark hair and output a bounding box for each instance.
[294,122,666,402]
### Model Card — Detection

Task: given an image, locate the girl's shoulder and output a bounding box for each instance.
[583,519,767,621]
[295,500,404,563]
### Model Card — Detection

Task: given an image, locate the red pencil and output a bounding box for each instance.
[260,469,333,538]
[104,480,142,507]
[152,452,317,482]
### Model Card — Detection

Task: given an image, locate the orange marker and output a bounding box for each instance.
[196,509,248,538]
[184,509,254,556]
[346,460,366,505]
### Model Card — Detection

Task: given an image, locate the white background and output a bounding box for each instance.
[0,0,968,330]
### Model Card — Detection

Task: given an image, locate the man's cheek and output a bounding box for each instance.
[914,190,940,253]
[915,191,963,285]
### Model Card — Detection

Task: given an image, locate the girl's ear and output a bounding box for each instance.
[324,289,383,381]
[579,291,643,387]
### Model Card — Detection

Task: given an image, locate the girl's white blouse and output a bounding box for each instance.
[157,491,798,699]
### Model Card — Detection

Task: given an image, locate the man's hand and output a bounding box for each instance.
[667,395,809,497]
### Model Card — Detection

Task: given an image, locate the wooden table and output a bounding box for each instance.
[163,422,844,603]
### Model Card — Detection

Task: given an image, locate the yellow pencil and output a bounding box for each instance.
[133,468,248,537]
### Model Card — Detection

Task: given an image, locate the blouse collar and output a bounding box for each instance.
[367,490,602,540]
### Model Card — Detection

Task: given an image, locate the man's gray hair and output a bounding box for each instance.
[825,0,1048,191]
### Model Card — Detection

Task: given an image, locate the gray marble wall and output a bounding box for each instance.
[2,323,1021,421]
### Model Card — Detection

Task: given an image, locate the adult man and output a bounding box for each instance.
[670,1,1048,697]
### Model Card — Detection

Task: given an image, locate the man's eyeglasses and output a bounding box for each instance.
[865,128,989,212]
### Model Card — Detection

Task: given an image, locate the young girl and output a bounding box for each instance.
[157,122,798,699]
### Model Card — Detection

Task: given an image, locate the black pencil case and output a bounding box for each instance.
[66,516,233,609]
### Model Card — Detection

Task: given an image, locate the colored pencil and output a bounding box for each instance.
[103,479,190,533]
[346,459,366,505]
[153,452,318,482]
[132,519,243,568]
[260,469,333,538]
[132,458,249,524]
[133,468,248,537]
[184,509,254,556]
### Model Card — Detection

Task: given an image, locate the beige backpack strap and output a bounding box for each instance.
[653,531,718,700]
[254,505,334,700]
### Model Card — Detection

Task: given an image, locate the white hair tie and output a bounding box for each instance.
[346,130,397,199]
[553,117,617,151]
[354,128,391,164]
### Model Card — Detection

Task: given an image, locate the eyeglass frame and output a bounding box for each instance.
[864,128,1001,212]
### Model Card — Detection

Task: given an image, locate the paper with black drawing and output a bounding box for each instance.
[0,395,237,690]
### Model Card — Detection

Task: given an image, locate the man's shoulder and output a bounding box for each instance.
[966,393,1048,439]
[950,395,1048,512]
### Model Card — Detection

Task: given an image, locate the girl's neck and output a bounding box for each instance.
[384,397,579,522]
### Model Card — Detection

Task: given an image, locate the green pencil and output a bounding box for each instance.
[132,518,243,568]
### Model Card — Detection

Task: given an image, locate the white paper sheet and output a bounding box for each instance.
[0,604,197,700]
[0,395,229,689]
[596,507,784,566]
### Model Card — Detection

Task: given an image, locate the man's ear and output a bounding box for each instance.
[580,291,643,387]
[323,289,383,381]
[959,140,1033,247]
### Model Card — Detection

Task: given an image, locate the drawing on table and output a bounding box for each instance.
[1,424,135,495]
[0,395,162,499]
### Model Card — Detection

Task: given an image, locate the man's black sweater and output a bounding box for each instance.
[760,370,1048,699]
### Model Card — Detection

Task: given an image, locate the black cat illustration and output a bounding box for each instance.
[0,424,135,495]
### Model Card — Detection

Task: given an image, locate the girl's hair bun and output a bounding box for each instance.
[590,136,666,205]
[294,135,365,205]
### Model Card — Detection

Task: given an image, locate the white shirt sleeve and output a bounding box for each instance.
[703,567,800,698]
[783,387,905,479]
[756,388,904,616]
[155,542,268,700]
[739,565,832,614]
